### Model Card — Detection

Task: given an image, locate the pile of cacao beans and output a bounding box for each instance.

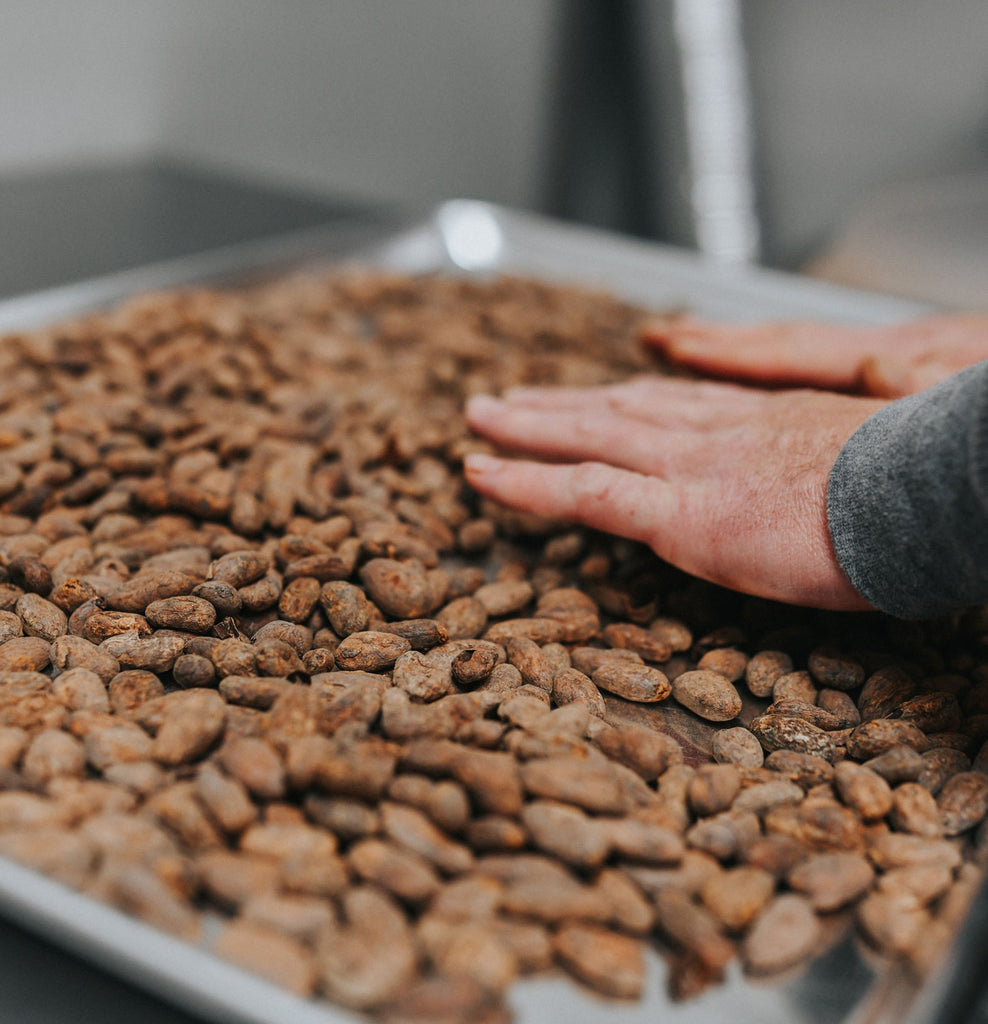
[0,269,984,1024]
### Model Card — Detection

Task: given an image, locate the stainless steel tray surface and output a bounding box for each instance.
[0,201,970,1024]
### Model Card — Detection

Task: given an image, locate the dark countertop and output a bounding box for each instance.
[0,914,207,1024]
[0,158,374,299]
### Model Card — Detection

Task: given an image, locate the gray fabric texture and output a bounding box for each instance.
[827,360,988,619]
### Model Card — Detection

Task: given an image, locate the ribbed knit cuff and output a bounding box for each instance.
[827,361,988,619]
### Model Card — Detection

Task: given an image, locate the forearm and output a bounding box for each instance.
[827,360,988,618]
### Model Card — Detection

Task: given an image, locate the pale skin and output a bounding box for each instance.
[463,314,988,611]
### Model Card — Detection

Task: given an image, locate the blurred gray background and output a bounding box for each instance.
[0,0,986,303]
[0,2,987,1023]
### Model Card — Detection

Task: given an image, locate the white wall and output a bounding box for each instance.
[154,1,557,210]
[0,1,984,268]
[0,0,558,211]
[0,0,169,171]
[744,0,988,265]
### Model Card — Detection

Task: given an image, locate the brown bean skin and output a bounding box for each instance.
[673,670,743,722]
[319,581,371,637]
[451,645,501,688]
[697,648,748,683]
[787,852,874,912]
[742,894,821,974]
[144,595,216,633]
[51,635,119,683]
[2,263,988,1019]
[750,715,837,762]
[833,762,894,821]
[172,654,217,690]
[594,722,683,780]
[108,571,198,613]
[435,596,488,641]
[858,667,916,722]
[807,647,865,692]
[0,636,52,672]
[591,662,671,703]
[846,719,930,760]
[890,781,943,837]
[745,650,793,699]
[712,727,764,767]
[359,559,439,619]
[602,622,672,663]
[938,772,988,835]
[277,576,322,624]
[554,923,645,1000]
[15,593,67,641]
[701,866,775,932]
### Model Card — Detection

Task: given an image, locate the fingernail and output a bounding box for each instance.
[859,357,904,397]
[464,453,500,477]
[640,322,671,345]
[666,337,703,356]
[465,394,501,418]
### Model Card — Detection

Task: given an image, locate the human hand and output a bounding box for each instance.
[642,313,988,397]
[464,377,889,611]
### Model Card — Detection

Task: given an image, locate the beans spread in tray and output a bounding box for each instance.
[0,269,984,1022]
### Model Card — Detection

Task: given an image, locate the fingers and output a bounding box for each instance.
[463,451,866,609]
[644,314,988,398]
[642,318,871,389]
[466,395,672,472]
[601,376,769,428]
[492,376,770,431]
[466,385,764,477]
[463,387,887,612]
[499,384,623,411]
[463,453,675,549]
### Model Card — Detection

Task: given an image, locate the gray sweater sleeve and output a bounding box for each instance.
[826,360,988,619]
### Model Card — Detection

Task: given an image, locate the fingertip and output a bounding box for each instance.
[463,452,504,483]
[857,356,903,398]
[641,319,722,365]
[639,318,680,351]
[662,336,706,360]
[464,393,502,425]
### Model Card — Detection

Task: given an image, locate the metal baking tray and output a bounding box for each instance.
[0,201,979,1024]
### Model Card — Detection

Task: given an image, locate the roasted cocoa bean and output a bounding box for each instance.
[938,771,988,835]
[858,667,916,722]
[890,781,943,837]
[807,647,865,692]
[833,761,894,821]
[787,852,874,911]
[772,670,819,705]
[673,670,742,722]
[741,894,821,974]
[846,719,930,760]
[700,865,775,932]
[750,714,837,762]
[0,263,986,1024]
[592,661,670,703]
[697,647,748,683]
[551,667,606,717]
[554,922,645,1000]
[745,650,794,698]
[144,595,216,633]
[711,727,764,767]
